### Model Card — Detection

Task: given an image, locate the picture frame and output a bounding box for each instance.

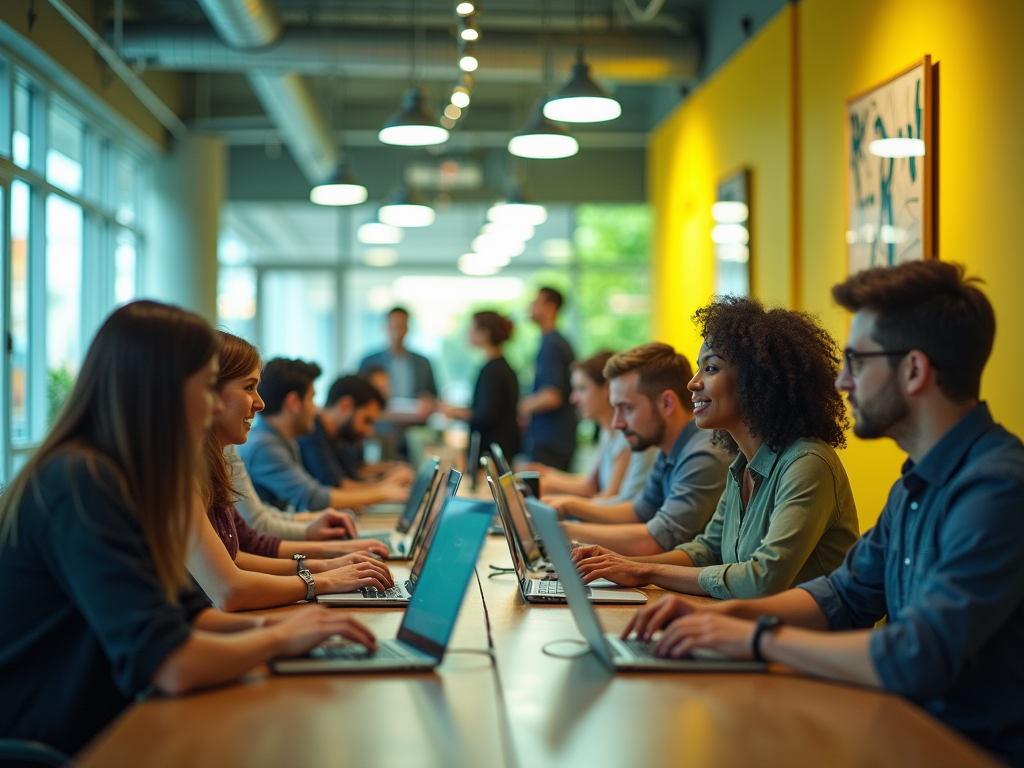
[846,56,938,273]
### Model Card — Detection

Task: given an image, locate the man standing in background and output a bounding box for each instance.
[519,287,579,471]
[359,306,438,419]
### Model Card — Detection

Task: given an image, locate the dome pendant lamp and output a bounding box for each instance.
[379,184,435,228]
[379,87,450,147]
[543,57,621,123]
[310,161,368,206]
[508,101,579,159]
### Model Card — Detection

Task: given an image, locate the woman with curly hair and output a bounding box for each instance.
[573,296,860,599]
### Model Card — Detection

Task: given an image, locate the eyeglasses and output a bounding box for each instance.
[842,349,912,376]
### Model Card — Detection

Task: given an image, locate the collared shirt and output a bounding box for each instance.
[800,403,1024,765]
[359,348,438,399]
[632,421,732,551]
[296,417,350,488]
[676,437,859,599]
[236,417,332,512]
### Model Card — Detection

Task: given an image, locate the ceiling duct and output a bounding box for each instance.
[191,0,337,184]
[120,24,700,84]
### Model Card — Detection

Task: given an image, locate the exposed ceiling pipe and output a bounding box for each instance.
[119,24,700,84]
[247,72,338,183]
[191,0,338,184]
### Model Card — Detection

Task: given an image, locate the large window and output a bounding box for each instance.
[1,55,152,481]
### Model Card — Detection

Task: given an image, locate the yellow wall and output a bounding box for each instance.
[650,5,793,360]
[650,0,1024,528]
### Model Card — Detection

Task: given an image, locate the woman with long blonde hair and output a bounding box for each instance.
[0,301,375,757]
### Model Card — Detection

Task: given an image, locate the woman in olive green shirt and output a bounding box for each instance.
[573,297,860,599]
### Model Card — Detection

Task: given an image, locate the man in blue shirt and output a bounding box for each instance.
[518,287,579,470]
[237,359,409,514]
[626,261,1024,766]
[558,342,731,555]
[359,306,438,415]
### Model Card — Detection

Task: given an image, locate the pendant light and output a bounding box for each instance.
[310,162,368,206]
[487,185,548,226]
[543,58,621,123]
[358,211,404,245]
[379,87,449,146]
[508,100,579,159]
[379,184,435,228]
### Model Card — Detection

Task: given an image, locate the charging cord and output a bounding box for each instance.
[540,638,592,660]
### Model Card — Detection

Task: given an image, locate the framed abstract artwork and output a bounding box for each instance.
[846,56,937,273]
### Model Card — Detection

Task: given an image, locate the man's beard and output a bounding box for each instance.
[851,372,909,439]
[339,419,362,444]
[623,409,667,451]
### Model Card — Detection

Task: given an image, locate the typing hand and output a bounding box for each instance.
[575,550,650,588]
[321,537,391,559]
[311,552,391,572]
[653,613,758,661]
[381,482,411,503]
[571,544,615,563]
[541,494,577,519]
[270,604,377,657]
[623,595,699,643]
[383,464,415,485]
[320,559,395,594]
[305,509,357,540]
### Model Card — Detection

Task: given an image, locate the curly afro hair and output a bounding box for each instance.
[693,296,848,453]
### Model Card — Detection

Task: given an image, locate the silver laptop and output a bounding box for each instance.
[357,456,441,559]
[318,469,462,606]
[486,468,647,605]
[272,496,495,674]
[528,497,768,672]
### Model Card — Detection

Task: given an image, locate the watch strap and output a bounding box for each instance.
[297,569,315,602]
[752,615,782,662]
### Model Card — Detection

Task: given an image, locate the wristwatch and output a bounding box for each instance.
[293,553,315,602]
[751,615,783,662]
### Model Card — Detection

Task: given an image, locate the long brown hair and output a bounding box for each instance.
[201,331,262,516]
[0,301,220,601]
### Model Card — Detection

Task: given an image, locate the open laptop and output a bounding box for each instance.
[317,469,463,606]
[357,456,440,559]
[528,497,768,672]
[487,469,647,605]
[272,496,495,674]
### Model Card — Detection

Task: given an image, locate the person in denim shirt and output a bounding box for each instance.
[625,261,1024,767]
[574,298,860,598]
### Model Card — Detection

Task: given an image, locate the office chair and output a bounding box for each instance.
[0,739,72,767]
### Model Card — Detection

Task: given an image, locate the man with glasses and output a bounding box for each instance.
[625,260,1024,766]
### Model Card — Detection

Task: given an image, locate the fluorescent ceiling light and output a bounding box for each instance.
[451,89,471,109]
[455,2,475,16]
[459,54,479,72]
[711,201,749,223]
[380,204,435,228]
[868,138,925,158]
[716,244,750,263]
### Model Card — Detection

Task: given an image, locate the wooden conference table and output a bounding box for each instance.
[79,505,1002,768]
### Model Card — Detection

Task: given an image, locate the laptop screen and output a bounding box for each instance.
[525,497,616,670]
[489,442,512,476]
[399,497,494,659]
[408,469,463,589]
[396,456,441,534]
[499,473,543,563]
[487,476,529,583]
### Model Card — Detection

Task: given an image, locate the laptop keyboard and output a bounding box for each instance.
[534,579,565,595]
[622,638,657,658]
[312,642,406,660]
[358,584,408,599]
